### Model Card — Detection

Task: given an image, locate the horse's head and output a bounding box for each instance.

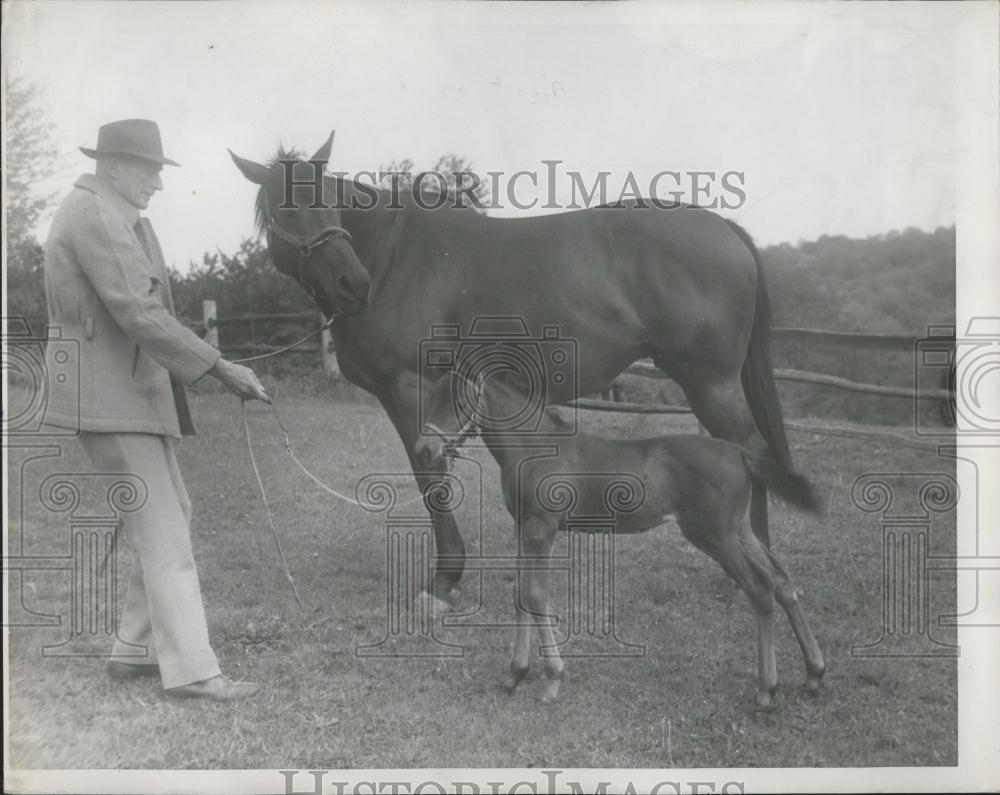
[229,131,370,317]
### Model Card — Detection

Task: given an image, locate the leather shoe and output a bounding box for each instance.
[164,675,261,702]
[107,660,160,679]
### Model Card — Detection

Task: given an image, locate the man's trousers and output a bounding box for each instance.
[79,432,221,689]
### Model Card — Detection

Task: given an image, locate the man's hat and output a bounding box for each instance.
[80,119,180,167]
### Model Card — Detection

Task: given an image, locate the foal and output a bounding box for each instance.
[414,371,826,707]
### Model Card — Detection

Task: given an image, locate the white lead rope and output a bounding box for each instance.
[240,398,451,607]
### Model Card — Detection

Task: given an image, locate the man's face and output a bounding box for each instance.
[108,156,163,210]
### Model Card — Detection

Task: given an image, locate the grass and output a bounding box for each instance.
[6,382,957,769]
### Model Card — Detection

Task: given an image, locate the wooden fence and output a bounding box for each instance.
[201,300,955,415]
[201,301,337,372]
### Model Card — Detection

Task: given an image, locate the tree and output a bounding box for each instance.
[5,78,60,331]
[378,153,491,213]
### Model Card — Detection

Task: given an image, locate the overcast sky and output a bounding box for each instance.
[1,1,981,273]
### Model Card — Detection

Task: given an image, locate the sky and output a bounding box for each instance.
[0,0,982,273]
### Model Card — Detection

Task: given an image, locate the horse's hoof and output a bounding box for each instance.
[416,591,453,618]
[755,691,774,710]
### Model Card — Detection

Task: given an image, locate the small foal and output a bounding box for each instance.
[414,371,826,707]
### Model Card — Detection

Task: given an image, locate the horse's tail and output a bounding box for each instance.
[725,219,793,471]
[740,449,823,514]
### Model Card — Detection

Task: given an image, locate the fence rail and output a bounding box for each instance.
[201,300,337,372]
[771,326,952,351]
[200,300,955,422]
[624,361,952,402]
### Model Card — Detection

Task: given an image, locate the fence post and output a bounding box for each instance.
[202,300,218,348]
[320,314,339,375]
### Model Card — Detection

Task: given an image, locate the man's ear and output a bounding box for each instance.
[97,156,119,179]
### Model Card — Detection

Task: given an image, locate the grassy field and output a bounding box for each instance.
[6,381,957,769]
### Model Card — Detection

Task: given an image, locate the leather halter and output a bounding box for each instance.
[262,191,354,299]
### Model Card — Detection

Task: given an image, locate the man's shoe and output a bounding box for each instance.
[107,661,160,680]
[164,675,261,702]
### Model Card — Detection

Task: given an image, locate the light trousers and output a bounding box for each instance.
[79,432,221,689]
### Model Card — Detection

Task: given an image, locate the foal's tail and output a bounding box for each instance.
[740,450,823,514]
[725,220,793,472]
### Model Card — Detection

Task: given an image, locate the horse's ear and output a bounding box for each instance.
[310,130,336,167]
[229,150,270,185]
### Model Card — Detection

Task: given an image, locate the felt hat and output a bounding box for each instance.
[80,119,179,166]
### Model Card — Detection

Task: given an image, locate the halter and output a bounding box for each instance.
[262,190,354,300]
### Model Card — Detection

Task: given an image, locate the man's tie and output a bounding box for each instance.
[133,218,153,260]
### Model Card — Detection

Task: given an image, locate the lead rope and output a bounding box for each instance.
[241,400,305,609]
[230,316,335,365]
[239,398,451,608]
[265,400,439,510]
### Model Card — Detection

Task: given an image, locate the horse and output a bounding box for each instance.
[413,369,826,707]
[229,132,794,613]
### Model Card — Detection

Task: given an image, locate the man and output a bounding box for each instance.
[42,119,268,701]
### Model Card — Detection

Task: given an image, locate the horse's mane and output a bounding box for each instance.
[253,147,305,236]
[253,148,483,274]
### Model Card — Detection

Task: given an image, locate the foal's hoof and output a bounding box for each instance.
[803,663,826,695]
[504,664,529,695]
[755,684,778,710]
[541,673,563,704]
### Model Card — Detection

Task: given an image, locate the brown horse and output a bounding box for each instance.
[414,370,826,706]
[230,132,793,612]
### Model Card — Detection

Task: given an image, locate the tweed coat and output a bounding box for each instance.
[42,174,221,437]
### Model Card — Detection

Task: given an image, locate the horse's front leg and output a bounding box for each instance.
[380,377,466,612]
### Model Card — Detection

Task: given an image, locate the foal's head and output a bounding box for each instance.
[414,371,486,469]
[229,131,371,318]
[413,368,571,469]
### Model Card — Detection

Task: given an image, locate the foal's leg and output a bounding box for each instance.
[729,537,779,708]
[696,529,779,708]
[767,554,826,692]
[516,518,564,703]
[505,568,533,694]
[664,369,773,550]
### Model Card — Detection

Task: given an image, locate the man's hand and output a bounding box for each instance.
[209,359,270,402]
